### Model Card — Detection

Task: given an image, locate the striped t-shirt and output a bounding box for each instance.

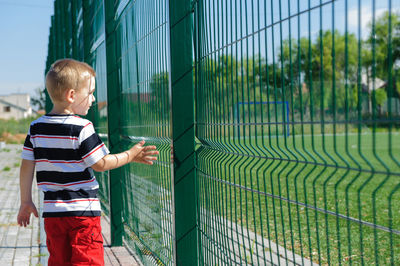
[21,114,109,217]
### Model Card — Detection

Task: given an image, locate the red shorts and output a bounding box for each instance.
[44,216,104,266]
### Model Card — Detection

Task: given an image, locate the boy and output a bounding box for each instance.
[17,58,159,265]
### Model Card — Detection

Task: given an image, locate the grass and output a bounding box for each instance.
[33,253,48,258]
[2,166,10,172]
[0,115,39,144]
[0,222,18,227]
[196,131,400,265]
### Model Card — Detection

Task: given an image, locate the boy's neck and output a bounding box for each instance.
[48,103,74,115]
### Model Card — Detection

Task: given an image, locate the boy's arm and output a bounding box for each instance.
[91,140,159,172]
[17,159,38,227]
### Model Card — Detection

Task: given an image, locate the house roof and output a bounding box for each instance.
[0,98,29,112]
[361,73,386,92]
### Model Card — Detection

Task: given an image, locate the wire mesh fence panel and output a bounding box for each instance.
[46,0,400,265]
[194,0,400,265]
[107,0,174,264]
[83,0,111,216]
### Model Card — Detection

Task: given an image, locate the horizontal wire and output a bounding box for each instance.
[198,143,400,177]
[120,124,170,129]
[196,119,400,126]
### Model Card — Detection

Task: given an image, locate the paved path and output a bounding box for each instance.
[0,144,140,265]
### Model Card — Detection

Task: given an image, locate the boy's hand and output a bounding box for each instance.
[17,202,38,227]
[129,140,159,165]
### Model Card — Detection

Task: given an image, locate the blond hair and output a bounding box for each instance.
[45,58,96,102]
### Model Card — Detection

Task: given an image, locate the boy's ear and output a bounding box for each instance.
[66,89,76,103]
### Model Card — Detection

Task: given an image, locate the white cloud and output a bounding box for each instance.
[347,6,396,39]
[348,7,385,29]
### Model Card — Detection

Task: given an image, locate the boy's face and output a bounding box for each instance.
[71,75,96,116]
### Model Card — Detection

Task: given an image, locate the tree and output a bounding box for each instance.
[278,30,359,115]
[366,11,400,98]
[30,87,46,111]
[374,88,388,114]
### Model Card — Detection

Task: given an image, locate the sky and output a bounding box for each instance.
[0,1,54,97]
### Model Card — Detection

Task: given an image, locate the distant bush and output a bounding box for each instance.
[0,115,39,144]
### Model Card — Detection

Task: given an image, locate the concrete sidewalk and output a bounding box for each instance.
[0,144,140,265]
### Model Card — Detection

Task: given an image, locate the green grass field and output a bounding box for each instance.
[197,131,400,265]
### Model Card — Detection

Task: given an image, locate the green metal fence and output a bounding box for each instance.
[46,0,400,265]
[83,0,111,216]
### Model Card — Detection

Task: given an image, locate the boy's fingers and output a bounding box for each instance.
[18,206,38,227]
[133,141,145,148]
[17,213,25,225]
[143,145,157,151]
[144,151,159,156]
[18,216,28,227]
[23,216,28,226]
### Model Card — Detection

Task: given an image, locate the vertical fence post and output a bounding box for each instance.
[62,0,71,57]
[54,0,61,59]
[103,0,123,246]
[70,0,78,60]
[169,0,199,265]
[57,0,66,58]
[45,15,55,113]
[82,1,91,64]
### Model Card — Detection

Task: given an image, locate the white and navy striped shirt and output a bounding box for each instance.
[21,114,109,217]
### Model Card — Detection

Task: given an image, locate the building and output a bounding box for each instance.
[0,94,33,120]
